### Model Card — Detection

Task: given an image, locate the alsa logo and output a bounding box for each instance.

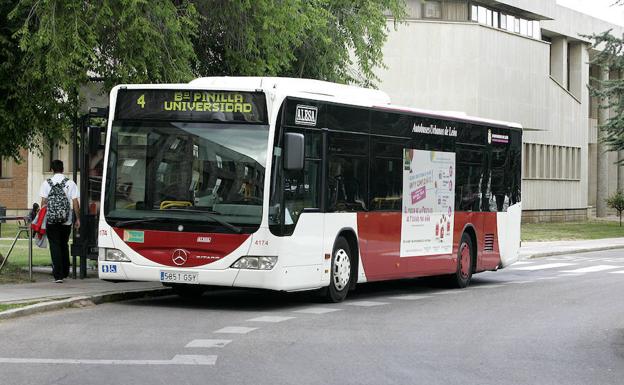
[295,105,318,126]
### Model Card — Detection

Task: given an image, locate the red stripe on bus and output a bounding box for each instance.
[356,212,500,280]
[112,228,250,267]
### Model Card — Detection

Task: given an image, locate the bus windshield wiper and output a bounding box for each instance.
[163,208,243,234]
[113,213,243,234]
[113,217,171,227]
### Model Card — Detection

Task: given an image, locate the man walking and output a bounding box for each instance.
[40,160,80,283]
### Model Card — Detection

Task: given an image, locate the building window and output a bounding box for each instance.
[470,4,540,39]
[477,5,487,24]
[42,141,60,172]
[523,143,581,180]
[500,13,507,29]
[0,158,12,179]
[423,1,442,19]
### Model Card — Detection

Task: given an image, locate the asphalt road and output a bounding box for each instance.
[1,249,623,385]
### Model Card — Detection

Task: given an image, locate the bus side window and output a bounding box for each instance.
[370,139,403,211]
[455,144,485,212]
[281,130,322,234]
[327,133,368,212]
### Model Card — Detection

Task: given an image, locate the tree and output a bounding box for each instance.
[0,0,199,160]
[0,0,406,160]
[193,0,406,86]
[606,190,624,226]
[586,0,624,155]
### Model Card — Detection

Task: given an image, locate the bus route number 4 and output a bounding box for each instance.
[136,94,145,109]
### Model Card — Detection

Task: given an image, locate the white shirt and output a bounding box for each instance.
[40,173,80,225]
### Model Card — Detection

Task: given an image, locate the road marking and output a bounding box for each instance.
[247,316,295,323]
[507,280,535,284]
[557,273,583,277]
[185,339,231,348]
[609,270,624,274]
[293,307,342,314]
[535,277,559,280]
[513,261,534,265]
[345,301,389,307]
[560,265,620,274]
[214,326,257,334]
[512,263,575,271]
[387,295,431,300]
[0,355,217,366]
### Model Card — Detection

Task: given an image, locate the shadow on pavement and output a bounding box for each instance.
[116,276,500,312]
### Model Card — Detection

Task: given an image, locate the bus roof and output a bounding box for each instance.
[151,76,522,130]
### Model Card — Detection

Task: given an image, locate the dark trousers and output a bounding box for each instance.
[47,224,71,280]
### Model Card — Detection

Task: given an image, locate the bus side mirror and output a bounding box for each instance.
[284,133,304,171]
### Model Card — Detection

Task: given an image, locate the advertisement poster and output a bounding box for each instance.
[400,149,456,257]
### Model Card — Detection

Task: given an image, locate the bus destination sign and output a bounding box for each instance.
[115,89,267,123]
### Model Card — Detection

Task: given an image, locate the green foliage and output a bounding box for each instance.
[586,13,624,154]
[193,0,406,86]
[0,0,406,160]
[606,190,624,226]
[0,0,199,160]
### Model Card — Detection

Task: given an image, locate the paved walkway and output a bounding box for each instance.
[519,237,624,259]
[0,279,163,304]
[1,237,624,306]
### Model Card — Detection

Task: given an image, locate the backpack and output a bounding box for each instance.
[47,178,71,224]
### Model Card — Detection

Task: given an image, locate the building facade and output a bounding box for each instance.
[378,0,624,221]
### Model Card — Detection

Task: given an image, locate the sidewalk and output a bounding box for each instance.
[0,279,165,305]
[519,237,624,259]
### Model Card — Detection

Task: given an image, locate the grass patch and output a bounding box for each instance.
[0,301,41,312]
[0,222,30,239]
[522,221,624,242]
[0,239,51,267]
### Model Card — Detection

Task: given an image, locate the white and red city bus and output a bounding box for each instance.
[98,77,522,302]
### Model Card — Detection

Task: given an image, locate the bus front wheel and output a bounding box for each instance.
[325,237,353,303]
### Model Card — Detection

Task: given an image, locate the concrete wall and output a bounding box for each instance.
[378,20,588,211]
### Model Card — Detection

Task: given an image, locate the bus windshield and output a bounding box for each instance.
[104,121,269,233]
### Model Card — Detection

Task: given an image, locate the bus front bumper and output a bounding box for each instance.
[98,261,324,292]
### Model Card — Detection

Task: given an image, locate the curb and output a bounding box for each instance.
[524,244,624,259]
[0,287,171,321]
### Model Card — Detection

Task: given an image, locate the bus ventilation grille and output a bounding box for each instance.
[484,234,495,252]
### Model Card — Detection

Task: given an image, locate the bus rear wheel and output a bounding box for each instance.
[325,237,353,303]
[448,233,474,288]
[170,283,206,299]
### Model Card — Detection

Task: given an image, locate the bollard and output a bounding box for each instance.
[0,206,5,237]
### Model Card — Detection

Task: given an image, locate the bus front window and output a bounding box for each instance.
[105,121,269,233]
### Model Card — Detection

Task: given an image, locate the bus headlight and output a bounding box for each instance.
[105,248,131,262]
[231,256,277,270]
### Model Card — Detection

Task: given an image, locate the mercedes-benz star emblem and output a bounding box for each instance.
[172,249,189,266]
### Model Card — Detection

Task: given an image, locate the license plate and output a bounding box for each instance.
[160,270,199,284]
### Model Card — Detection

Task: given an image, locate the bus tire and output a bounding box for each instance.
[449,233,474,288]
[170,284,206,299]
[325,236,353,303]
